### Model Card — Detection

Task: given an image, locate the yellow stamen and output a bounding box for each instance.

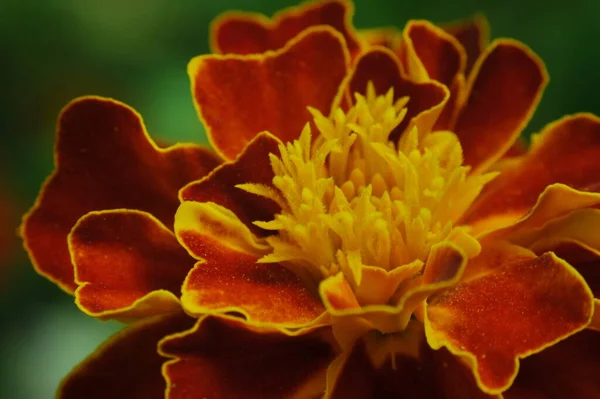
[240,82,497,294]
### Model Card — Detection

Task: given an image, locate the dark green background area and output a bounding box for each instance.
[0,0,598,397]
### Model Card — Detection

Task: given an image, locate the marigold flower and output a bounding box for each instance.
[22,1,600,398]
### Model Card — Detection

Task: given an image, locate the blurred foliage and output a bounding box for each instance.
[1,0,599,397]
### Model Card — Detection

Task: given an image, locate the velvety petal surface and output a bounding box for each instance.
[180,132,281,235]
[21,97,220,292]
[211,0,360,56]
[442,14,490,75]
[70,210,194,321]
[328,334,497,399]
[190,27,349,160]
[343,47,449,142]
[465,114,600,230]
[453,39,548,171]
[175,201,324,327]
[160,315,335,399]
[505,329,600,399]
[58,313,194,399]
[426,243,594,394]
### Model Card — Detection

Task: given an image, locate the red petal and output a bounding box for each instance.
[58,313,194,399]
[505,329,600,399]
[403,20,465,87]
[426,244,594,394]
[328,335,496,399]
[70,210,194,321]
[402,21,466,131]
[190,27,349,160]
[160,315,335,399]
[501,138,528,159]
[344,47,449,142]
[180,132,281,235]
[212,0,360,56]
[453,39,548,171]
[465,114,600,230]
[21,97,220,292]
[175,202,324,327]
[548,242,600,297]
[443,14,490,76]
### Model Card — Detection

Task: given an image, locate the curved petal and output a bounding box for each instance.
[442,14,490,76]
[180,132,281,235]
[160,315,335,399]
[190,26,350,160]
[504,208,600,261]
[319,243,466,350]
[341,47,449,142]
[57,313,194,399]
[70,210,194,321]
[403,20,466,87]
[453,39,548,172]
[545,242,600,297]
[465,114,600,230]
[175,201,325,327]
[211,0,360,56]
[327,332,497,399]
[426,243,594,394]
[402,20,466,131]
[505,329,600,399]
[21,97,220,292]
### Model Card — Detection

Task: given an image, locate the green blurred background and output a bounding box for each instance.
[1,0,599,397]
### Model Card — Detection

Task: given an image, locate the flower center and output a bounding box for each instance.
[240,83,496,295]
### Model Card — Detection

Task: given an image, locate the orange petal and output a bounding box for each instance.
[21,97,220,293]
[327,336,497,399]
[505,329,600,399]
[403,20,466,87]
[211,0,360,56]
[190,26,350,160]
[58,312,194,399]
[160,315,335,399]
[453,39,548,172]
[180,132,281,236]
[320,272,361,311]
[426,245,594,394]
[70,210,194,321]
[175,202,324,327]
[465,113,600,230]
[442,14,490,76]
[343,47,449,142]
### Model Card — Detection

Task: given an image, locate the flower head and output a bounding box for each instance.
[22,1,600,398]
